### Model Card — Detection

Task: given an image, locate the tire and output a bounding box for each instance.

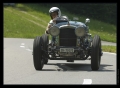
[91,35,101,70]
[33,36,44,70]
[42,34,49,64]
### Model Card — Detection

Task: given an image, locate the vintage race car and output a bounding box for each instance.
[32,16,103,71]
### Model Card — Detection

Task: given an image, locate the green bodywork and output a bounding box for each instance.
[51,21,88,46]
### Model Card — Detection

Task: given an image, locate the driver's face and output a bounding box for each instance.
[51,12,58,19]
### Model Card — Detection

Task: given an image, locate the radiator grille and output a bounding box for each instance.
[59,28,77,46]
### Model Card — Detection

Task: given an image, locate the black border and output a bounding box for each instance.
[3,1,118,86]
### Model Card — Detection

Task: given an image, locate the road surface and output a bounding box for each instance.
[3,38,117,85]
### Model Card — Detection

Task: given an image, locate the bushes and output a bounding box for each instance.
[39,3,117,25]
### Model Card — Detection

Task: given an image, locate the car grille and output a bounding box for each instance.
[59,28,77,46]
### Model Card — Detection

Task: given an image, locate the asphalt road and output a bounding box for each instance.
[101,41,116,46]
[3,38,117,85]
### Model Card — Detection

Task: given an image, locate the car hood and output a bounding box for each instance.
[55,21,87,28]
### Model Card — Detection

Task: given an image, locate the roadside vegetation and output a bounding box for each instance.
[4,3,116,53]
[102,45,116,53]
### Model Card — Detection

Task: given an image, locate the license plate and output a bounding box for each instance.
[60,48,74,52]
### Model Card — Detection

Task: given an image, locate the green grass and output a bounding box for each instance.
[4,3,116,42]
[102,45,116,53]
[4,7,45,38]
[3,3,116,53]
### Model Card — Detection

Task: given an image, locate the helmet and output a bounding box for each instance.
[49,7,61,19]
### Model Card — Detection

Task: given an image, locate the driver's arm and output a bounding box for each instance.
[45,20,54,34]
[45,23,52,34]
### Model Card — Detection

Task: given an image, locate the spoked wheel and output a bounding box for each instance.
[42,34,49,64]
[33,36,44,70]
[91,35,101,71]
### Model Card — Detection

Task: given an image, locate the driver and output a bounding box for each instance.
[45,7,61,34]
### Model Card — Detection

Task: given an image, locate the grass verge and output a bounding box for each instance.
[4,3,116,42]
[3,3,116,53]
[102,45,116,53]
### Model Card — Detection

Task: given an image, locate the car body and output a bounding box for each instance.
[33,16,103,71]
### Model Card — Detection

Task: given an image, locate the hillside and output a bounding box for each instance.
[4,3,116,42]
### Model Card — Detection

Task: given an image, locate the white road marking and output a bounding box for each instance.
[26,49,32,51]
[21,43,25,45]
[20,43,25,48]
[103,52,116,55]
[82,79,92,84]
[20,43,33,51]
[20,46,25,48]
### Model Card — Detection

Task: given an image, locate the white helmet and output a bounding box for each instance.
[49,7,61,19]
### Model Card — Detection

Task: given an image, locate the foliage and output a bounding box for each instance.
[39,3,117,25]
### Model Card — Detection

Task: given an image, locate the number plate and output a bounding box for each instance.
[60,48,74,52]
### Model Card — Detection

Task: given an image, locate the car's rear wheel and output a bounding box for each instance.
[33,36,44,70]
[91,35,101,70]
[42,34,49,64]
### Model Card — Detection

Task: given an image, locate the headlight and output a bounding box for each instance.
[49,26,60,36]
[75,26,85,37]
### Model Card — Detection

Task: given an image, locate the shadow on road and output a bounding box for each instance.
[42,63,115,72]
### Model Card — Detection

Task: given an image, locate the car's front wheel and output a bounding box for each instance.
[42,34,49,64]
[33,36,44,70]
[91,35,101,71]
